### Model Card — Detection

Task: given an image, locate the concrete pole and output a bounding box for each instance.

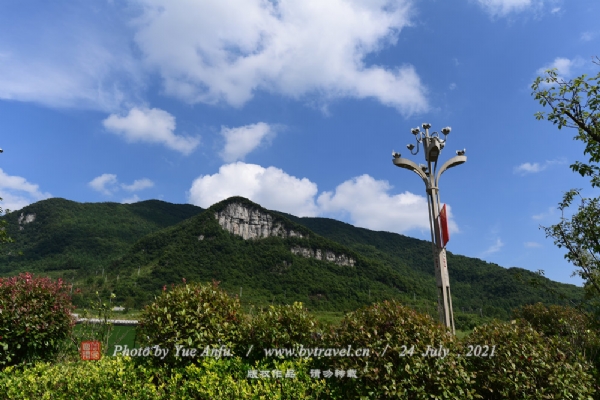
[428,184,455,334]
[392,123,464,334]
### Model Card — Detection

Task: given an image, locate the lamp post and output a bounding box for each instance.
[392,123,466,334]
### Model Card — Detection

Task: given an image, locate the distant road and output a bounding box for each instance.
[72,314,138,326]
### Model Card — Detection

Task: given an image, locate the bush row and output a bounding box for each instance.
[133,281,598,399]
[1,278,599,398]
[0,357,329,400]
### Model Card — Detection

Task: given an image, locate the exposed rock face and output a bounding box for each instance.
[18,213,36,231]
[215,203,305,240]
[290,246,356,267]
[215,202,355,267]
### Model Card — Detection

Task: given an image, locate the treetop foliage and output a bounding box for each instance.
[532,57,600,309]
[532,56,600,187]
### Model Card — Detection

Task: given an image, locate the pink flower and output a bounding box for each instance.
[163,285,167,291]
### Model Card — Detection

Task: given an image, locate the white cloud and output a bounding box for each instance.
[219,123,276,162]
[0,3,141,111]
[0,168,52,213]
[531,212,544,220]
[187,162,319,217]
[581,32,596,42]
[482,238,504,255]
[532,206,556,220]
[88,174,119,195]
[538,57,576,77]
[474,0,539,17]
[121,178,154,192]
[317,174,459,234]
[132,0,428,115]
[536,57,584,81]
[514,158,566,175]
[187,163,461,236]
[524,241,542,248]
[103,107,200,155]
[514,162,543,174]
[449,83,457,90]
[121,194,141,204]
[89,174,155,196]
[0,2,429,114]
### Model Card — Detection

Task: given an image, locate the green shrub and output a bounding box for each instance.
[0,272,74,367]
[170,357,331,399]
[466,320,596,399]
[325,300,477,399]
[242,302,324,363]
[453,313,495,331]
[513,302,600,363]
[0,357,163,399]
[0,356,331,399]
[455,313,479,331]
[136,280,242,366]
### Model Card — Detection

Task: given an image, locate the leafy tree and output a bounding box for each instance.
[542,191,600,307]
[532,56,600,187]
[0,198,12,247]
[532,57,600,306]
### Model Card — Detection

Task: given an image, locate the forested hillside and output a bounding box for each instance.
[0,198,203,275]
[275,211,584,318]
[106,196,424,311]
[0,197,583,323]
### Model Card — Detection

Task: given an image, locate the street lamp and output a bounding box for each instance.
[392,123,466,334]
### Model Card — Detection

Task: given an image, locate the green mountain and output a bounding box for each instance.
[273,211,583,317]
[108,196,425,311]
[0,196,583,324]
[104,196,582,317]
[0,198,203,275]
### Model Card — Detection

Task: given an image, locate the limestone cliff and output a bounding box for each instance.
[214,201,355,267]
[17,212,36,231]
[215,202,306,240]
[290,246,356,267]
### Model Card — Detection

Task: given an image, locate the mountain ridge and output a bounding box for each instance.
[109,196,415,310]
[0,198,204,274]
[0,196,582,323]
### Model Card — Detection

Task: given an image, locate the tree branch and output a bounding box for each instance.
[564,109,600,144]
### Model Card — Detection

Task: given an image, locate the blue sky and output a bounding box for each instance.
[0,0,599,286]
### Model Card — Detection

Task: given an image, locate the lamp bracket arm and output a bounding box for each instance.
[393,157,428,181]
[435,155,467,184]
